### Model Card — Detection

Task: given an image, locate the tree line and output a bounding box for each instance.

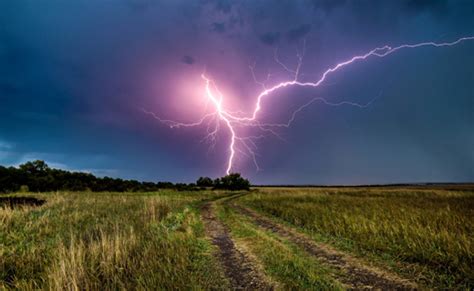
[0,160,250,193]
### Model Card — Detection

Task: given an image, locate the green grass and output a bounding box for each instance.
[215,198,344,290]
[239,187,474,289]
[2,188,473,289]
[0,191,229,289]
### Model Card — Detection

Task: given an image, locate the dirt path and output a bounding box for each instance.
[230,202,417,290]
[200,201,273,290]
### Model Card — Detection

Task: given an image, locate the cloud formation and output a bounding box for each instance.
[0,0,473,183]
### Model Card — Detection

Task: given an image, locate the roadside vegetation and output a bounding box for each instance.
[0,191,229,289]
[215,197,344,290]
[237,187,474,289]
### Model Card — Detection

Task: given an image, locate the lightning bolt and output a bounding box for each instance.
[144,36,474,175]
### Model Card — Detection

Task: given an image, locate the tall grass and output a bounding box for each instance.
[0,191,228,289]
[240,188,474,288]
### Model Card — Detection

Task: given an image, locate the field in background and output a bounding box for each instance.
[1,186,473,289]
[240,187,473,288]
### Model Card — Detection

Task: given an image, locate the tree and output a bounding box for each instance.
[19,160,49,174]
[196,176,214,187]
[0,160,212,193]
[214,173,250,191]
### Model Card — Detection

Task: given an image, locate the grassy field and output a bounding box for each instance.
[1,187,473,289]
[239,187,474,289]
[0,191,229,289]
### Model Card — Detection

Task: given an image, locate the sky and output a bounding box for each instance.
[0,0,473,184]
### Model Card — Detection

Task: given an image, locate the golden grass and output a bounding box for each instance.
[240,187,474,288]
[3,188,472,289]
[0,191,228,289]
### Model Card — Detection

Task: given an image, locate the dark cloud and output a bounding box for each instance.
[0,81,19,96]
[309,0,347,13]
[0,34,36,70]
[259,32,280,46]
[402,0,447,13]
[213,0,233,13]
[181,55,195,65]
[0,0,473,183]
[125,0,151,12]
[286,24,311,42]
[211,22,226,33]
[307,0,453,21]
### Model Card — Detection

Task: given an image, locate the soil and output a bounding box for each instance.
[200,202,273,290]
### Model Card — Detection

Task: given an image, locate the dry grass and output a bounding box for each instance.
[0,191,229,289]
[240,187,474,288]
[3,188,472,289]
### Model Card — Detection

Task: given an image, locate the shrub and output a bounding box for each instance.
[213,173,250,191]
[196,177,213,187]
[19,185,29,193]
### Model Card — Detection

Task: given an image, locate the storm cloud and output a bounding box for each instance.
[0,0,473,183]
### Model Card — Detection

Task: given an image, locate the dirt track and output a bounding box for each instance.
[201,193,417,290]
[230,202,417,290]
[200,201,272,290]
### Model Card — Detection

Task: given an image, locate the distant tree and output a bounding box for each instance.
[0,160,207,193]
[157,181,174,189]
[0,166,23,192]
[19,160,53,192]
[213,178,221,188]
[174,183,198,191]
[196,176,214,187]
[19,160,50,174]
[214,173,250,191]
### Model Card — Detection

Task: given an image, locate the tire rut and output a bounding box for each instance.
[230,202,417,290]
[201,201,273,290]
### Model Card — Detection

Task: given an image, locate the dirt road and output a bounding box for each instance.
[201,193,416,290]
[201,201,273,290]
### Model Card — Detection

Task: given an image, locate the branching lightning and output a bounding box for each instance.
[144,36,474,174]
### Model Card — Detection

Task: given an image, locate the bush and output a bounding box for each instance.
[213,173,250,191]
[196,177,213,187]
[19,185,29,193]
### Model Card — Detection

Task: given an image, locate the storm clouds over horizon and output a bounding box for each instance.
[1,0,473,184]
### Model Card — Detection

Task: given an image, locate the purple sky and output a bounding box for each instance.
[1,0,473,184]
